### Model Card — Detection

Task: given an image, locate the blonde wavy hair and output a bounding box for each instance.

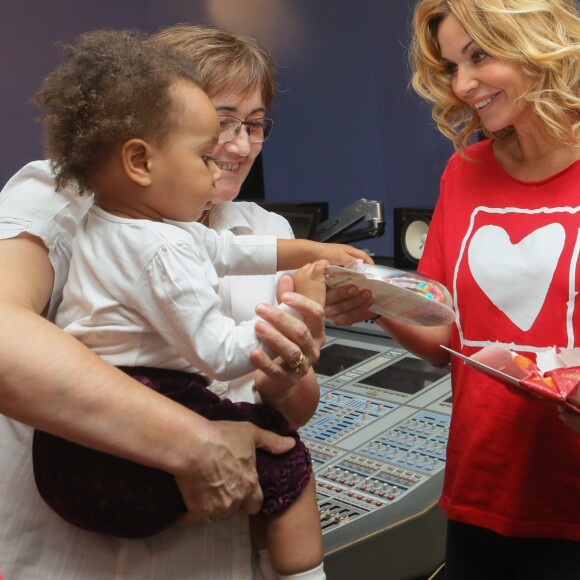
[150,24,276,108]
[409,0,580,151]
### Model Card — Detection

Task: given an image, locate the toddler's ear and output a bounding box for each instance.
[121,139,152,186]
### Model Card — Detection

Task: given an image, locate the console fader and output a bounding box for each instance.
[301,323,452,579]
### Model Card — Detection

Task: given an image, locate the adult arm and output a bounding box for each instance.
[374,315,452,367]
[0,234,296,521]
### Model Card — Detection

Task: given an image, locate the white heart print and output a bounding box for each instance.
[468,224,565,331]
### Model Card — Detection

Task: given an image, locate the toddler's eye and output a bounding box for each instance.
[203,155,216,165]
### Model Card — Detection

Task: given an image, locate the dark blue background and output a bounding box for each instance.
[0,0,453,256]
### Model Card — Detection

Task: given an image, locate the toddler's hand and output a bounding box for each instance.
[322,244,373,266]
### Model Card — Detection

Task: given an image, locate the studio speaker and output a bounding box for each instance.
[393,207,434,270]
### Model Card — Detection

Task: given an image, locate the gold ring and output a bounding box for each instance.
[288,352,306,373]
[206,515,216,522]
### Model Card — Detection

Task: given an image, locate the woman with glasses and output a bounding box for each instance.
[151,25,313,417]
[31,29,344,578]
[0,25,328,580]
[151,27,331,578]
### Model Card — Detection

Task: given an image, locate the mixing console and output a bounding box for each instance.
[303,325,452,579]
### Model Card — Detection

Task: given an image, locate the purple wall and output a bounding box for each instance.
[0,0,452,257]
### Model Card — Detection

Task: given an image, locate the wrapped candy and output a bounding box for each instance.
[443,345,580,414]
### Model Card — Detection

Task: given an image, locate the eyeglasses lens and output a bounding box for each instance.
[218,117,274,143]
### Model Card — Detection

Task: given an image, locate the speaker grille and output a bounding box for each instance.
[393,207,434,270]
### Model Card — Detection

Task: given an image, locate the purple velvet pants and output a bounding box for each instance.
[32,367,312,538]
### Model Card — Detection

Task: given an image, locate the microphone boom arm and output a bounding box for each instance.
[314,199,385,243]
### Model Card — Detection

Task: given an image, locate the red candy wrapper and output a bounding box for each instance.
[443,345,580,414]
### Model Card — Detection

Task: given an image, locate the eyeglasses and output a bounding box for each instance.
[218,115,275,143]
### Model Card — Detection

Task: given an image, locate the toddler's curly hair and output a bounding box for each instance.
[34,29,201,194]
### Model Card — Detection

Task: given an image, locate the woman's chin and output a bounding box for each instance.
[213,188,242,205]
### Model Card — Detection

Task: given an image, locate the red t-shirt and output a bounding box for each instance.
[419,139,580,540]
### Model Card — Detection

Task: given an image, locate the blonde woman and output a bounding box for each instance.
[327,0,580,577]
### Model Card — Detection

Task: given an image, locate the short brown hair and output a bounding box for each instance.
[151,24,276,108]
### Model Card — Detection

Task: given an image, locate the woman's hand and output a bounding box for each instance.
[250,274,325,426]
[175,419,296,523]
[325,282,452,367]
[324,284,375,327]
[252,274,326,382]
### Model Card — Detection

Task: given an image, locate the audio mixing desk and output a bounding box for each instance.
[303,323,452,579]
